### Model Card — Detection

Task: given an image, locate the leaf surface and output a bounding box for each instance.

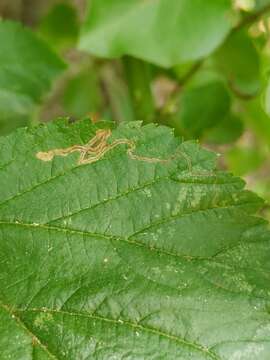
[177,78,231,138]
[0,119,270,359]
[38,3,79,51]
[214,30,261,97]
[0,21,65,134]
[79,0,234,67]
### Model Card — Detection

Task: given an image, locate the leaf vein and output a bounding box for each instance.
[18,307,220,360]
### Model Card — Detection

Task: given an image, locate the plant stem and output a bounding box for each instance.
[233,4,270,32]
[176,4,270,87]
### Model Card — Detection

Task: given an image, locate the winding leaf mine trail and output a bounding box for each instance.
[36,128,183,165]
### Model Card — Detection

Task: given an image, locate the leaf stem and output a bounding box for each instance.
[179,60,203,86]
[233,4,270,32]
[172,4,270,88]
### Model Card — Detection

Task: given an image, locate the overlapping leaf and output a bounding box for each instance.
[214,30,261,97]
[0,21,65,134]
[79,0,234,67]
[0,119,270,359]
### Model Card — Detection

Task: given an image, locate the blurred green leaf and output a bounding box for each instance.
[177,79,231,138]
[63,67,103,119]
[215,30,261,97]
[254,0,270,9]
[173,62,196,81]
[100,64,135,123]
[264,77,270,116]
[226,146,265,175]
[0,20,66,134]
[205,113,244,144]
[39,3,79,51]
[123,57,155,123]
[244,97,270,147]
[79,0,234,67]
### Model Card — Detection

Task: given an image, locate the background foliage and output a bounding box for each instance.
[0,0,270,218]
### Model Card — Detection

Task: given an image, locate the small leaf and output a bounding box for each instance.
[226,146,265,175]
[100,64,135,123]
[62,67,103,119]
[245,97,270,147]
[38,3,80,51]
[123,56,155,123]
[0,119,270,359]
[215,30,261,97]
[205,113,244,144]
[0,21,66,134]
[79,0,234,67]
[177,79,231,138]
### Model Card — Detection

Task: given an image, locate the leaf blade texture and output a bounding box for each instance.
[0,21,66,134]
[0,119,270,359]
[79,0,234,67]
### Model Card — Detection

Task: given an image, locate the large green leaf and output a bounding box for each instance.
[79,0,234,67]
[0,21,66,134]
[1,119,270,359]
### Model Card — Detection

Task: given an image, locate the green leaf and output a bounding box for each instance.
[0,21,66,134]
[214,30,261,97]
[1,119,270,359]
[38,3,80,51]
[244,97,270,147]
[62,67,103,119]
[123,56,155,123]
[254,0,270,9]
[100,64,135,123]
[176,78,231,138]
[79,0,234,67]
[226,146,265,175]
[205,113,244,144]
[264,78,270,117]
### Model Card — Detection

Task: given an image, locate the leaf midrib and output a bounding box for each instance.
[48,174,242,225]
[10,305,221,360]
[0,197,261,263]
[0,302,58,360]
